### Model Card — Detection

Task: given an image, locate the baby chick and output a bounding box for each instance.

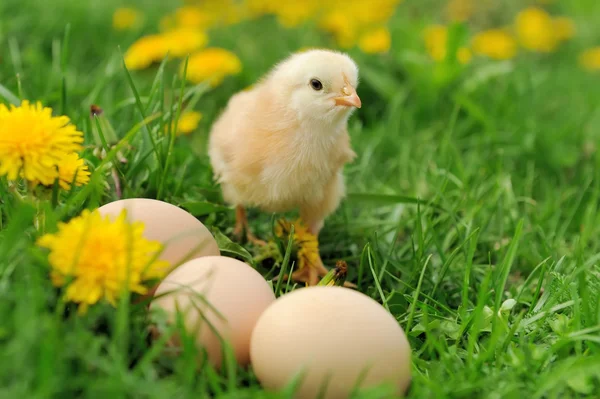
[208,49,361,285]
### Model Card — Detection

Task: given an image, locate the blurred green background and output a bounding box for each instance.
[1,0,600,398]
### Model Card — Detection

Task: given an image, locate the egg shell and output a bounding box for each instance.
[250,286,412,399]
[150,256,276,369]
[97,198,220,270]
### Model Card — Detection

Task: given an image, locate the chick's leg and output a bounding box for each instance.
[232,205,245,237]
[288,173,355,287]
[233,205,267,246]
[295,211,331,283]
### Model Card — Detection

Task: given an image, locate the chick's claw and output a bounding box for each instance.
[233,228,268,247]
[292,266,321,287]
[274,254,357,288]
[269,218,356,287]
[276,266,356,288]
[246,232,268,247]
[233,205,267,246]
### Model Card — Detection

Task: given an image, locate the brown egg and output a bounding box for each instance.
[97,198,220,270]
[250,286,412,399]
[150,256,276,369]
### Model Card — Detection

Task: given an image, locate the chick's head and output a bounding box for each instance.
[267,49,361,125]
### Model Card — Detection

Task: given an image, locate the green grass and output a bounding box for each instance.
[2,0,600,398]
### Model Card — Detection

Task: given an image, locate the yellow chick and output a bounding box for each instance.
[208,49,361,285]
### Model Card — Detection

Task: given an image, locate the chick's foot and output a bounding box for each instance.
[274,253,356,288]
[233,205,267,246]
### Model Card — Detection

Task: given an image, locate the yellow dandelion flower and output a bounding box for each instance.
[0,101,83,185]
[579,47,600,72]
[422,24,471,65]
[272,1,320,28]
[56,153,91,190]
[515,7,558,53]
[553,16,576,42]
[173,0,240,24]
[423,24,448,61]
[170,110,202,136]
[186,0,245,24]
[358,26,391,54]
[173,6,216,29]
[112,7,141,31]
[182,48,242,87]
[445,0,474,22]
[244,0,278,17]
[274,218,320,271]
[159,15,176,32]
[124,29,207,71]
[37,209,170,314]
[221,5,246,26]
[317,0,400,48]
[161,27,208,58]
[297,241,320,270]
[330,0,399,26]
[319,11,359,49]
[231,7,247,25]
[124,34,169,70]
[457,47,472,64]
[472,29,518,60]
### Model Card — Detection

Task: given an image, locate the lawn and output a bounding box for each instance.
[1,0,600,398]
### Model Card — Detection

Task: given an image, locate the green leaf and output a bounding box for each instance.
[548,314,570,335]
[0,83,20,105]
[358,63,404,101]
[494,219,524,311]
[445,22,469,63]
[346,193,445,211]
[440,320,461,340]
[566,373,594,395]
[180,201,232,217]
[211,228,254,265]
[500,298,517,314]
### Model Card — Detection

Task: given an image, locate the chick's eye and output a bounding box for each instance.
[309,79,323,91]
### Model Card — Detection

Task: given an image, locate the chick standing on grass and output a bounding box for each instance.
[208,49,361,285]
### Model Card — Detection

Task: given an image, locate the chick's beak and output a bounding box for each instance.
[334,84,361,109]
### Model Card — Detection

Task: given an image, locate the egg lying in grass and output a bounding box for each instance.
[250,286,412,399]
[150,256,276,369]
[97,198,220,270]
